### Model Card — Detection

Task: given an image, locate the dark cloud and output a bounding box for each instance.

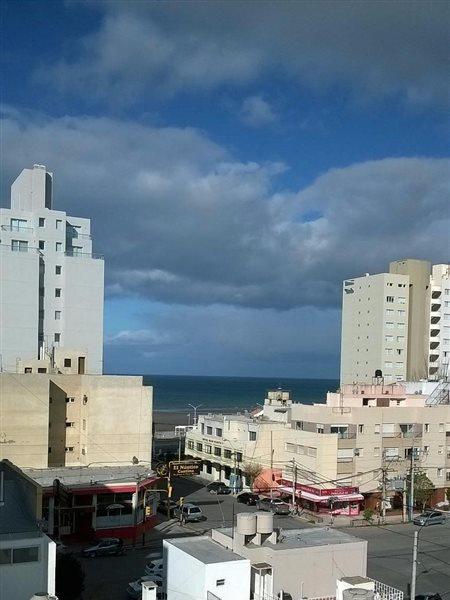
[2,108,448,312]
[40,1,450,106]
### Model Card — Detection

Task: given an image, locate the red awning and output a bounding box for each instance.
[278,485,363,503]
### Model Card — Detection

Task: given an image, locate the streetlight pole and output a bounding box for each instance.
[188,403,203,426]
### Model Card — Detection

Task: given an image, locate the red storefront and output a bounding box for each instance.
[277,479,364,516]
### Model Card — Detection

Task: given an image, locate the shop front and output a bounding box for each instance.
[277,479,363,516]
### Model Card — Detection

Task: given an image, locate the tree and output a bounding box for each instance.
[242,462,263,490]
[413,472,434,511]
[56,552,85,600]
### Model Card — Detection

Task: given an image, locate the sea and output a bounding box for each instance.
[144,374,339,413]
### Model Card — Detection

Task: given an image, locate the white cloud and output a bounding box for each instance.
[1,108,448,312]
[240,95,278,127]
[39,2,449,106]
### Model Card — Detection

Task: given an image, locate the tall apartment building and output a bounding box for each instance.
[0,164,104,374]
[340,259,450,384]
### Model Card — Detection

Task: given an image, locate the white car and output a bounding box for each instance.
[145,558,164,576]
[127,574,164,599]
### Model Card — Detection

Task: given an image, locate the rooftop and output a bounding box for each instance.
[23,465,155,489]
[166,536,248,564]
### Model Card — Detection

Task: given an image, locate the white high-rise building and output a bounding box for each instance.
[340,259,450,384]
[0,164,104,374]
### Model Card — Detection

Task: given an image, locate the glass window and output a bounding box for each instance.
[385,335,394,342]
[204,444,212,454]
[56,219,62,229]
[0,549,11,564]
[55,311,61,320]
[249,430,257,441]
[39,240,45,250]
[64,358,71,367]
[206,426,212,435]
[54,333,61,343]
[224,449,232,459]
[398,297,406,304]
[38,217,45,227]
[214,447,221,457]
[11,239,28,252]
[236,452,243,462]
[55,265,62,275]
[56,242,62,252]
[196,442,202,452]
[55,288,61,297]
[386,296,394,303]
[12,547,39,563]
[386,322,394,329]
[397,336,405,343]
[216,428,222,437]
[10,218,27,230]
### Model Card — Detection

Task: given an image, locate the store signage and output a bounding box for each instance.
[280,479,358,496]
[169,460,201,477]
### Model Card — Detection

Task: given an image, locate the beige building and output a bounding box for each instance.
[0,372,152,469]
[340,259,450,384]
[186,386,450,505]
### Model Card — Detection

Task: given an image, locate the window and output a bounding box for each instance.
[385,309,394,316]
[71,246,83,257]
[296,421,304,430]
[358,424,364,434]
[11,239,28,252]
[236,452,243,462]
[54,333,61,343]
[224,449,232,459]
[386,322,394,329]
[216,580,225,587]
[385,362,393,369]
[423,445,430,453]
[206,426,213,435]
[12,547,39,564]
[38,240,45,250]
[386,296,394,303]
[384,447,399,459]
[385,335,394,343]
[24,367,32,373]
[64,358,71,367]
[82,419,86,431]
[56,242,62,252]
[204,444,212,454]
[55,288,61,297]
[316,424,324,434]
[286,442,296,452]
[249,431,257,441]
[37,367,47,373]
[337,448,353,462]
[398,309,406,316]
[216,428,222,437]
[374,424,381,434]
[439,423,444,433]
[55,265,62,274]
[385,348,393,355]
[397,336,405,344]
[56,219,62,229]
[38,217,45,227]
[66,422,75,428]
[187,440,194,450]
[374,447,380,457]
[397,322,405,329]
[66,397,75,403]
[437,468,444,477]
[10,218,27,230]
[425,423,430,433]
[396,362,404,368]
[398,297,406,304]
[201,423,204,434]
[214,447,221,457]
[65,446,74,452]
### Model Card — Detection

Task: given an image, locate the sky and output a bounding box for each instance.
[1,1,449,378]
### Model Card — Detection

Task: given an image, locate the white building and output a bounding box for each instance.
[0,460,56,600]
[164,535,251,600]
[340,259,450,385]
[0,164,104,374]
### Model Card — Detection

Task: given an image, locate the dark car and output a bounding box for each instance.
[237,492,259,505]
[256,497,290,515]
[82,537,124,558]
[413,511,445,526]
[415,595,442,600]
[157,499,178,517]
[207,482,231,495]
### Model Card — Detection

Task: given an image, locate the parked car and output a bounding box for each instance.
[157,499,178,517]
[145,558,164,576]
[256,498,290,515]
[415,594,443,600]
[82,537,124,558]
[413,511,445,526]
[207,482,231,495]
[127,574,164,599]
[174,503,204,522]
[237,492,259,505]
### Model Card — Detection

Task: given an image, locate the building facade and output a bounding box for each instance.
[0,372,153,469]
[0,460,56,600]
[0,164,104,374]
[340,259,450,385]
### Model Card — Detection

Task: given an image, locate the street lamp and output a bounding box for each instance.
[410,512,434,599]
[188,403,203,426]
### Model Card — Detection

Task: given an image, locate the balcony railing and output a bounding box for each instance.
[65,250,104,260]
[1,225,34,232]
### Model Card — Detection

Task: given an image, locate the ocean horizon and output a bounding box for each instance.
[142,374,339,412]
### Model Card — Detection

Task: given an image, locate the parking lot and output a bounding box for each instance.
[78,477,450,599]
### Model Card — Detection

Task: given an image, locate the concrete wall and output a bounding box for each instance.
[0,534,56,600]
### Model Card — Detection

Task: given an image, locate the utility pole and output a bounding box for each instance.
[381,466,387,523]
[270,431,274,500]
[402,476,407,523]
[411,530,418,600]
[409,448,415,522]
[291,459,297,508]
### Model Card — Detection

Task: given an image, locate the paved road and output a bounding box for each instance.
[339,520,450,597]
[78,477,450,599]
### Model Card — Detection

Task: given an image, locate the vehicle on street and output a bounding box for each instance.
[413,510,445,526]
[127,574,164,599]
[415,594,443,600]
[145,558,164,576]
[207,482,231,495]
[82,537,124,558]
[256,497,290,515]
[157,499,178,517]
[174,503,204,522]
[237,492,259,505]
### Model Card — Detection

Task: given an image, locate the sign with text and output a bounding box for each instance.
[169,460,201,477]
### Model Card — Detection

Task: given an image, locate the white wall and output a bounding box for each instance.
[0,534,56,600]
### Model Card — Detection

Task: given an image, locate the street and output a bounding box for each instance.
[78,477,450,600]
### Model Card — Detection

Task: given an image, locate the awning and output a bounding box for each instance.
[277,485,363,503]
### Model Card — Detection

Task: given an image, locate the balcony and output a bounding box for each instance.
[431,315,441,324]
[431,302,442,312]
[1,224,34,232]
[65,250,104,260]
[430,341,440,350]
[430,328,440,337]
[432,288,442,298]
[429,353,439,363]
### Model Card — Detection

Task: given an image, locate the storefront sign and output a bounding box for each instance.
[279,479,358,497]
[169,460,201,477]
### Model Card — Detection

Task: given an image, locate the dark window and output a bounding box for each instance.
[24,367,32,374]
[39,217,45,227]
[224,449,232,459]
[55,288,61,297]
[249,431,257,441]
[236,452,243,462]
[216,580,225,586]
[206,426,213,435]
[214,447,221,457]
[64,358,72,367]
[12,547,39,563]
[55,265,62,275]
[37,368,47,373]
[0,549,11,564]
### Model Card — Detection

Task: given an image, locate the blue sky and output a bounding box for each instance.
[2,1,449,377]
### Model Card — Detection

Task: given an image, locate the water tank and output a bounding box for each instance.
[236,512,257,535]
[256,511,273,534]
[343,588,374,600]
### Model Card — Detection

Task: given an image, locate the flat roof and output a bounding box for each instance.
[167,536,247,564]
[215,527,363,551]
[23,465,155,489]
